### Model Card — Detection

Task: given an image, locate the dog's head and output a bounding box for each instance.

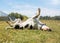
[41,25,52,31]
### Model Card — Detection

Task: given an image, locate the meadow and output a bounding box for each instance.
[0,20,60,43]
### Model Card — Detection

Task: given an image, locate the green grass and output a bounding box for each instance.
[0,20,60,43]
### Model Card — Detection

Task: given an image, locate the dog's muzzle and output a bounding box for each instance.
[47,29,52,31]
[40,24,52,31]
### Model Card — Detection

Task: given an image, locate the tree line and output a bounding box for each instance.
[40,16,60,20]
[0,12,60,21]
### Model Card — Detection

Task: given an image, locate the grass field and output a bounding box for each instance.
[0,20,60,43]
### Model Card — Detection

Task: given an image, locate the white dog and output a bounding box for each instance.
[6,8,52,31]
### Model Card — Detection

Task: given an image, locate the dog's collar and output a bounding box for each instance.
[40,24,46,29]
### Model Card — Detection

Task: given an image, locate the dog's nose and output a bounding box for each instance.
[48,29,52,31]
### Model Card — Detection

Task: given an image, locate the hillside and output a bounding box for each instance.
[0,11,8,16]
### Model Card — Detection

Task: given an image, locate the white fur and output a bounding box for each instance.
[6,8,51,31]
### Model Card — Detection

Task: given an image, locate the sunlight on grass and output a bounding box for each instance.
[0,20,60,43]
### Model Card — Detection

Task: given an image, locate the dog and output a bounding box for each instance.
[6,8,52,31]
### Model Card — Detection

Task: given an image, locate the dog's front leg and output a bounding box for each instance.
[5,26,14,30]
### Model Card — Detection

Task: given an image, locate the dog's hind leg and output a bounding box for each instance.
[33,8,41,19]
